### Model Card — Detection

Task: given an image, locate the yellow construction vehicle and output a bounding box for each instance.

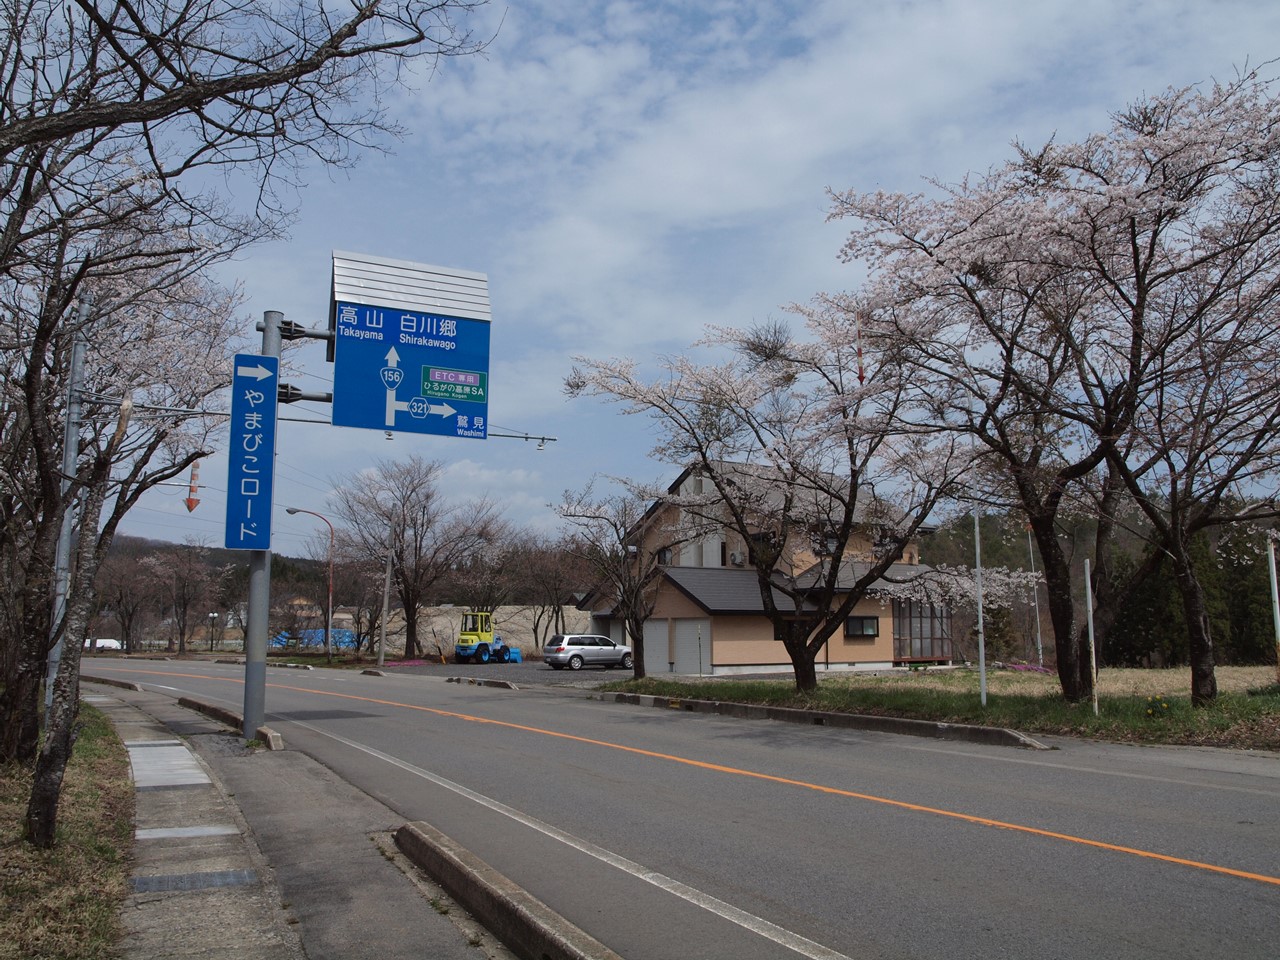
[453,610,521,663]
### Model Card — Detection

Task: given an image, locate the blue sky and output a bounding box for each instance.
[118,0,1280,556]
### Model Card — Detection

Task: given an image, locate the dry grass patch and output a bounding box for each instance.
[826,664,1275,698]
[614,665,1280,751]
[0,704,134,960]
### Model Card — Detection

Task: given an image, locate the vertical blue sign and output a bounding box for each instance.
[224,354,279,550]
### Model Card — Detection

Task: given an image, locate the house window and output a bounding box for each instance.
[845,616,879,639]
[892,600,953,660]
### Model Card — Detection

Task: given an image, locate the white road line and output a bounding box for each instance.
[286,717,854,960]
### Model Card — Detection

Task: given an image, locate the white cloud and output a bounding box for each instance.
[120,0,1280,549]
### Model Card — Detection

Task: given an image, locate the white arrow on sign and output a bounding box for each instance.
[235,362,275,381]
[385,347,403,427]
[379,347,461,426]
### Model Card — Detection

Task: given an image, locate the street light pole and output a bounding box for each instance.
[286,507,334,663]
[378,538,393,668]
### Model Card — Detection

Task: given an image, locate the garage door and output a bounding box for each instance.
[672,618,711,675]
[642,621,669,675]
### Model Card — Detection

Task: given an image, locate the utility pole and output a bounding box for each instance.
[378,538,393,668]
[286,507,335,663]
[45,306,89,716]
[974,505,987,707]
[1268,538,1280,685]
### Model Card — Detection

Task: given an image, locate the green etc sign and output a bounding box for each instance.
[423,365,488,404]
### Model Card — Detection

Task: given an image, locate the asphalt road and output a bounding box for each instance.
[383,655,631,686]
[88,658,1280,960]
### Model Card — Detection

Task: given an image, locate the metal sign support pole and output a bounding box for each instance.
[378,539,393,668]
[974,506,987,707]
[1268,539,1280,686]
[45,315,88,715]
[242,311,281,738]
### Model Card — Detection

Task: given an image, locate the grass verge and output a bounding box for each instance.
[604,665,1280,750]
[0,704,134,960]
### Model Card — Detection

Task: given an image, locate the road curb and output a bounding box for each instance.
[82,674,142,692]
[394,821,622,960]
[446,676,519,690]
[175,696,285,751]
[604,692,1052,749]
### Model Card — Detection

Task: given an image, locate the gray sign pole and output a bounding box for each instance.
[242,310,281,739]
[45,315,88,715]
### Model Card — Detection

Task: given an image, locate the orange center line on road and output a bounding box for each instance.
[103,666,1280,888]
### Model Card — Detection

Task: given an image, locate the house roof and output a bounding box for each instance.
[663,567,814,615]
[664,561,929,616]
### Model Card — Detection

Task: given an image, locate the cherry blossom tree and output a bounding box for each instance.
[568,307,974,693]
[829,68,1280,703]
[4,0,491,843]
[1,246,242,767]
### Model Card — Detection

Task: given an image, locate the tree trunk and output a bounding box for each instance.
[790,650,818,693]
[0,662,44,763]
[1032,519,1092,702]
[403,609,420,659]
[26,559,97,846]
[779,622,818,693]
[25,658,80,847]
[1170,548,1218,706]
[26,400,130,846]
[1,544,58,763]
[625,614,647,679]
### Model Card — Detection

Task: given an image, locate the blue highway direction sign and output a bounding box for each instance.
[331,301,490,439]
[225,354,279,550]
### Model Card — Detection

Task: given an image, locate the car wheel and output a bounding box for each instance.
[620,653,634,669]
[498,647,510,663]
[568,654,584,671]
[476,645,491,663]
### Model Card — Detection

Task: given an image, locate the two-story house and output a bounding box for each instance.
[580,464,954,676]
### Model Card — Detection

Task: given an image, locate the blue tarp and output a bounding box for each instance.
[272,629,359,649]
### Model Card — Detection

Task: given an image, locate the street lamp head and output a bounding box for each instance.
[286,507,300,515]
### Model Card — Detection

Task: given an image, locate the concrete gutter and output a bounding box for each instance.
[604,692,1052,750]
[83,675,286,750]
[173,697,285,751]
[395,821,622,960]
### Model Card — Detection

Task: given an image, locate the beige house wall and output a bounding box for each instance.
[649,582,897,669]
[707,600,895,666]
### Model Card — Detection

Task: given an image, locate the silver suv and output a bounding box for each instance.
[543,634,634,671]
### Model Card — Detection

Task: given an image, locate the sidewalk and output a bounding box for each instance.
[85,684,516,960]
